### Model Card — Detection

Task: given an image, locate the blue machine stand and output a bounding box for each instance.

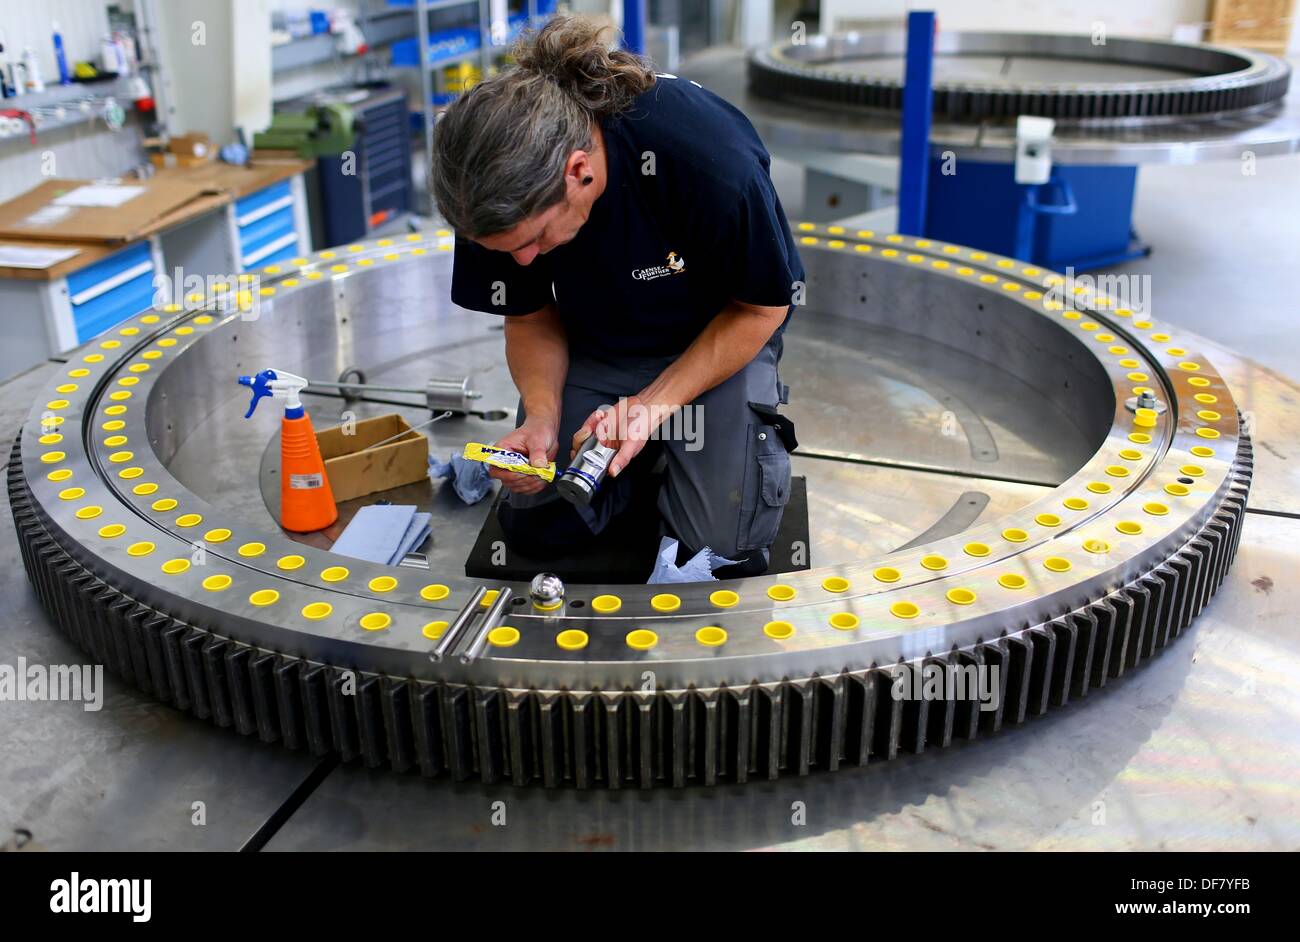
[925,160,1152,271]
[896,11,1153,271]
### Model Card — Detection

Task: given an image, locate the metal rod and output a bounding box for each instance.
[458,587,513,664]
[417,0,435,180]
[361,410,452,453]
[306,379,425,395]
[430,585,487,662]
[299,389,426,410]
[478,0,492,74]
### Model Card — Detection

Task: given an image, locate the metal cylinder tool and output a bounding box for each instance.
[304,369,482,415]
[426,375,480,415]
[557,433,617,506]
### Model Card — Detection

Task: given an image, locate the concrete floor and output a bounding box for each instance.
[1122,155,1300,380]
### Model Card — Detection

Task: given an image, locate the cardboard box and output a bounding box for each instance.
[0,178,217,244]
[316,414,430,503]
[169,132,214,160]
[149,152,212,170]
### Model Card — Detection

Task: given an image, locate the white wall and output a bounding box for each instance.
[0,122,146,202]
[234,0,273,132]
[150,0,271,143]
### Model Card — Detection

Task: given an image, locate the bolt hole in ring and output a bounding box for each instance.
[9,225,1250,788]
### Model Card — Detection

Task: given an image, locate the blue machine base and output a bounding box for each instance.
[923,160,1151,271]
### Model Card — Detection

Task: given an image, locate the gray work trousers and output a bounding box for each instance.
[499,339,792,570]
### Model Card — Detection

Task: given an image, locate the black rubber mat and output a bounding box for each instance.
[465,477,811,583]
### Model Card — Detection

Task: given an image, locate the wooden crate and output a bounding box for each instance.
[1210,0,1296,53]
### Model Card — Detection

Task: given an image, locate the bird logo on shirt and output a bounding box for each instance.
[631,251,686,281]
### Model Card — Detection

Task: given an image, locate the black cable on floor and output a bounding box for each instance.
[238,754,339,852]
[1245,506,1300,521]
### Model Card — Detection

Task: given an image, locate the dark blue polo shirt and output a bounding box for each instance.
[449,73,804,358]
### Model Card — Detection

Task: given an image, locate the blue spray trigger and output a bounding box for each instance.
[238,369,278,419]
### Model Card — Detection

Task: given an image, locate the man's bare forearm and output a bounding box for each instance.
[504,305,569,425]
[638,300,786,416]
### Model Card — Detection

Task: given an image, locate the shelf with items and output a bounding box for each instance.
[271,33,343,73]
[271,5,420,75]
[0,77,143,145]
[384,0,555,163]
[389,5,552,72]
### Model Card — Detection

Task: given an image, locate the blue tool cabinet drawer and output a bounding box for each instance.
[319,94,412,244]
[235,180,300,269]
[67,242,156,344]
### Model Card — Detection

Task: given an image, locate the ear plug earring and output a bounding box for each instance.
[583,176,593,185]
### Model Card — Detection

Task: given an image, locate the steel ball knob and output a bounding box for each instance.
[529,572,565,608]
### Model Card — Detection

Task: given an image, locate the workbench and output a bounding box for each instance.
[151,159,314,276]
[0,159,313,383]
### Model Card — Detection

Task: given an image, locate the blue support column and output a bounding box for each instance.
[623,0,646,55]
[897,10,935,236]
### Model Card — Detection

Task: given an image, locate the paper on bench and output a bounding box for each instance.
[53,184,145,208]
[0,244,80,269]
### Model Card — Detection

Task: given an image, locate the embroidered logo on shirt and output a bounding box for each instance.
[632,251,687,281]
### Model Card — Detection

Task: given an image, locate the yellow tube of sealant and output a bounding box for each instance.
[462,443,556,482]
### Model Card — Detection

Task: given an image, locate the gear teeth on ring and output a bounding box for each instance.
[9,432,1253,787]
[747,35,1292,124]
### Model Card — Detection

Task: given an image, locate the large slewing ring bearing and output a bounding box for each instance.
[10,229,1251,788]
[748,31,1292,124]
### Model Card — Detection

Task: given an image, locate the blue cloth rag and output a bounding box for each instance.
[330,504,431,565]
[391,511,431,563]
[219,142,249,165]
[647,536,740,584]
[429,453,493,504]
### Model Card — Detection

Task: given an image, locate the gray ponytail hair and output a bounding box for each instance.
[430,16,656,238]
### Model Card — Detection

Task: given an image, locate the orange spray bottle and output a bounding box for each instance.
[239,368,338,532]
